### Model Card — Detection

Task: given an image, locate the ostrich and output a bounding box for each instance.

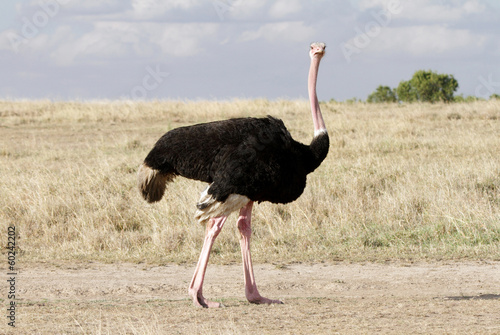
[138,42,328,308]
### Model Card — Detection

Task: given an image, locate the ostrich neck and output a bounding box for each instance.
[308,56,326,137]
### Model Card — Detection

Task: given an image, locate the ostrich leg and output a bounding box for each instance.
[237,201,283,304]
[188,215,228,308]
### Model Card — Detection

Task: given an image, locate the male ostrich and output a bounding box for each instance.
[138,42,328,307]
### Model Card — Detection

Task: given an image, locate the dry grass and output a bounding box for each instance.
[1,99,499,264]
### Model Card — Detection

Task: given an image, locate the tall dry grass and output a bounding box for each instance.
[1,99,499,263]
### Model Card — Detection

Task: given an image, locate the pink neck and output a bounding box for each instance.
[308,56,326,136]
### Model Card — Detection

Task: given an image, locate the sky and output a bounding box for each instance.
[0,0,499,102]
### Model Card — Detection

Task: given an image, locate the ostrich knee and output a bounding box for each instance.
[238,220,252,239]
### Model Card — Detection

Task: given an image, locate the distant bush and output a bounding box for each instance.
[345,97,362,104]
[454,94,485,103]
[367,85,397,103]
[396,70,458,103]
[367,70,459,103]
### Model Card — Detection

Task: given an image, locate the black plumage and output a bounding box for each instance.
[143,115,329,206]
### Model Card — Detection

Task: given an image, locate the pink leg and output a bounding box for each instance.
[238,201,283,305]
[188,216,227,308]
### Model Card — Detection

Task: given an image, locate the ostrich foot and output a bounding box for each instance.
[190,291,223,308]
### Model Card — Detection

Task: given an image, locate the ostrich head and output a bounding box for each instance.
[309,42,326,59]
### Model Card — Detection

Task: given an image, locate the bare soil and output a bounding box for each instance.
[3,261,500,334]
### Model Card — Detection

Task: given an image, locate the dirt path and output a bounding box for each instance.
[2,261,499,334]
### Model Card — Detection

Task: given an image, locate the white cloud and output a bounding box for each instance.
[462,0,486,14]
[0,29,19,51]
[404,0,485,21]
[0,24,73,55]
[227,0,268,20]
[341,0,490,63]
[358,0,486,22]
[269,0,302,19]
[358,0,400,11]
[50,23,134,65]
[131,0,199,12]
[55,0,125,13]
[130,0,201,19]
[239,21,315,43]
[155,23,219,57]
[369,25,487,56]
[48,21,218,66]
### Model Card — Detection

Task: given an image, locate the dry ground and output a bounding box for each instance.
[2,261,499,334]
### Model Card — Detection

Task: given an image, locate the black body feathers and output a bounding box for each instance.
[143,116,329,205]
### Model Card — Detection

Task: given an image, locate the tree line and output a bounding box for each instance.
[361,70,500,103]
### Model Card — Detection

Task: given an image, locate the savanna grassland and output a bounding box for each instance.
[1,100,500,334]
[1,99,499,264]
